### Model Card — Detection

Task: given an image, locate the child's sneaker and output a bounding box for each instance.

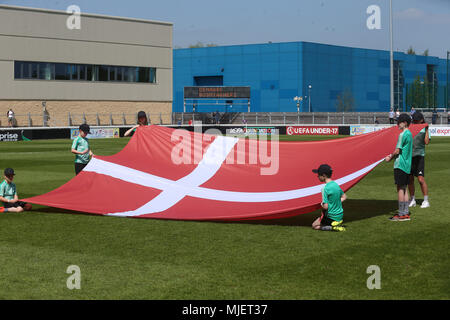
[331,220,346,231]
[0,207,4,213]
[420,200,430,208]
[389,214,411,221]
[409,199,416,207]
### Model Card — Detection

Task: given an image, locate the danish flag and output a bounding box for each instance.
[23,124,425,221]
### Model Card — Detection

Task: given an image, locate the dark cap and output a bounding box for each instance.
[79,124,91,134]
[137,111,147,119]
[4,168,15,176]
[397,113,412,125]
[312,164,332,176]
[412,111,424,122]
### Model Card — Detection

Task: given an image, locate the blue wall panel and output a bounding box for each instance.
[173,42,446,112]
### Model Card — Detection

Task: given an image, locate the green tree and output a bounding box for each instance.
[407,46,416,55]
[335,89,355,112]
[423,49,429,56]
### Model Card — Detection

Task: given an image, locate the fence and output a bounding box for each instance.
[2,111,449,128]
[173,111,450,126]
[1,112,173,128]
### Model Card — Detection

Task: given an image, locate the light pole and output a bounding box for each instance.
[308,85,312,112]
[420,80,425,109]
[390,0,394,112]
[293,96,303,113]
[447,50,449,111]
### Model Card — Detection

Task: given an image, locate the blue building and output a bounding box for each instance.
[173,41,448,113]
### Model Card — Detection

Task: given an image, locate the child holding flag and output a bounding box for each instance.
[385,113,413,221]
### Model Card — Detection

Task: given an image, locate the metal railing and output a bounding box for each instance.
[1,112,173,128]
[2,111,449,128]
[172,111,450,126]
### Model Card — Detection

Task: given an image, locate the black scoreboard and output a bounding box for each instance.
[184,86,251,99]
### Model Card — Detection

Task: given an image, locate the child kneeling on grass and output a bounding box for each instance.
[0,168,32,213]
[312,164,347,232]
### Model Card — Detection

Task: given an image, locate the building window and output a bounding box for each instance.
[14,60,157,84]
[55,63,68,80]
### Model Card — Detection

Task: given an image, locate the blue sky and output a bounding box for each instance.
[1,0,449,57]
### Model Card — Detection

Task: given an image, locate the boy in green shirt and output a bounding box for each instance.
[408,112,430,208]
[0,168,32,213]
[385,113,413,221]
[71,124,93,175]
[312,164,347,232]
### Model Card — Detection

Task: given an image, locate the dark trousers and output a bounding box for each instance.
[75,163,88,175]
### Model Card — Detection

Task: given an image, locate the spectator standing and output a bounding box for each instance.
[395,109,400,121]
[389,108,395,124]
[431,110,438,124]
[7,109,15,127]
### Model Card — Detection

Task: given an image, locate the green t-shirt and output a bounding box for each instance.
[72,136,90,164]
[394,129,413,174]
[322,180,344,221]
[412,128,429,157]
[0,180,17,201]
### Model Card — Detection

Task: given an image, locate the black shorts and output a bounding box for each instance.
[394,169,410,187]
[411,156,425,177]
[320,210,334,226]
[3,201,28,209]
[75,162,88,175]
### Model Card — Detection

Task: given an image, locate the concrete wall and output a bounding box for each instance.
[0,101,172,127]
[0,5,172,103]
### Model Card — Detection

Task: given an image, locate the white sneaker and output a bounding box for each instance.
[421,200,430,208]
[409,199,416,207]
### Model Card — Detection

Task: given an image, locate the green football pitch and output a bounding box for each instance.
[0,135,448,299]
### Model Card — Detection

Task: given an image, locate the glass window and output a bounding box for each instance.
[31,63,39,79]
[150,68,156,83]
[98,65,108,81]
[22,62,32,79]
[79,65,87,81]
[137,67,148,83]
[55,63,68,80]
[39,62,54,80]
[14,61,23,79]
[13,61,156,83]
[123,67,136,82]
[116,67,123,81]
[69,64,78,80]
[109,66,116,81]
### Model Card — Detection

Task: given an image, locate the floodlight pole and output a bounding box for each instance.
[447,50,449,111]
[308,85,312,112]
[390,0,394,112]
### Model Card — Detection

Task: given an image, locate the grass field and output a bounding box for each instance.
[0,134,449,300]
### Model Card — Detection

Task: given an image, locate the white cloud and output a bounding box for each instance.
[396,7,450,25]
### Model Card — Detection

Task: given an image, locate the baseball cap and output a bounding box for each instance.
[397,113,412,125]
[137,111,147,119]
[312,164,332,176]
[4,168,15,176]
[79,123,91,134]
[412,111,424,122]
